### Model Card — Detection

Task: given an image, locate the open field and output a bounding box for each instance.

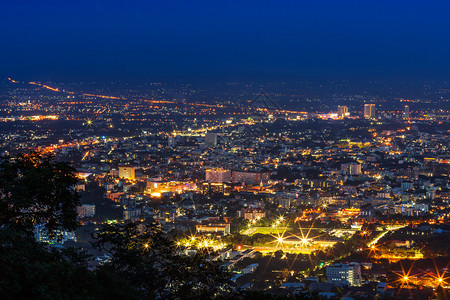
[242,226,290,236]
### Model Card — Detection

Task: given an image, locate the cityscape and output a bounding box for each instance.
[1,1,450,299]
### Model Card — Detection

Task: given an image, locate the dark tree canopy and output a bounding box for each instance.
[94,222,235,299]
[0,152,236,299]
[0,152,80,233]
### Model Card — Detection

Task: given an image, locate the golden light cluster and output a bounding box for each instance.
[176,235,226,251]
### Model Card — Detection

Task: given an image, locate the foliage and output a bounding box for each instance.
[231,217,249,234]
[0,152,234,299]
[0,227,135,299]
[225,233,276,247]
[94,222,235,299]
[0,152,80,233]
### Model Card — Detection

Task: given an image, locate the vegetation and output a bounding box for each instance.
[0,153,234,299]
[0,152,80,233]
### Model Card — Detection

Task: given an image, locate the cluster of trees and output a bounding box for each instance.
[225,233,275,248]
[314,232,373,262]
[0,153,234,299]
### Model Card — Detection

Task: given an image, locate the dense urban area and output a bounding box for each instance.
[0,78,449,299]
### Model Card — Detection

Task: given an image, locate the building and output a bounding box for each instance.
[364,104,376,119]
[34,224,76,245]
[348,163,362,175]
[123,208,141,221]
[401,181,414,190]
[337,105,349,118]
[341,163,362,175]
[77,204,95,218]
[242,209,266,221]
[75,183,85,192]
[276,192,297,208]
[243,263,259,274]
[205,132,218,147]
[119,165,135,180]
[232,171,270,185]
[168,135,176,148]
[404,105,410,119]
[326,262,362,286]
[205,168,231,183]
[196,223,231,235]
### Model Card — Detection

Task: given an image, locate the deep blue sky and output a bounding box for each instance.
[1,0,450,82]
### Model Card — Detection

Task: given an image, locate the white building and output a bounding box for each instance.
[34,224,76,245]
[326,262,361,286]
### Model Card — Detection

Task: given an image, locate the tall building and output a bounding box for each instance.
[337,105,349,118]
[205,168,231,183]
[326,262,362,286]
[404,105,410,119]
[205,132,218,147]
[341,163,362,175]
[168,135,176,148]
[119,165,135,180]
[364,104,376,119]
[348,163,362,175]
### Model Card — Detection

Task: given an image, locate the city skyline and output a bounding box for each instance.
[0,1,449,299]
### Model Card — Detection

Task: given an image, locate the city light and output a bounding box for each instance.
[4,1,450,297]
[300,238,310,246]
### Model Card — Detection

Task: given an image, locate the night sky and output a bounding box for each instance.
[2,0,450,82]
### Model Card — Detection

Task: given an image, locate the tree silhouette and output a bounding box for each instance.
[0,153,235,299]
[94,222,235,299]
[0,152,80,233]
